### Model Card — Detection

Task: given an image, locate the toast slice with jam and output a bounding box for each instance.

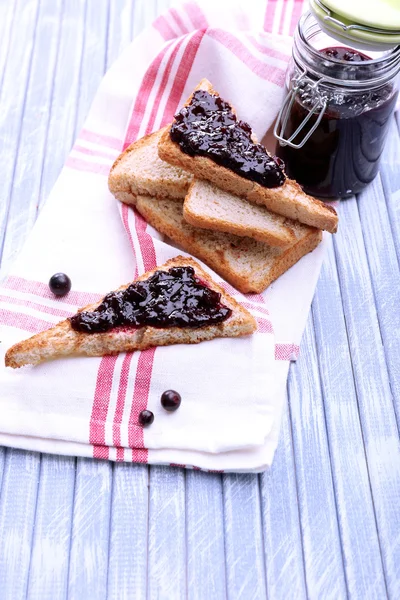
[158,79,338,233]
[5,257,256,368]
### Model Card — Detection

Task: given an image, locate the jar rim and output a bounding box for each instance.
[294,12,400,86]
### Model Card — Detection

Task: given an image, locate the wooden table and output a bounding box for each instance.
[0,1,399,598]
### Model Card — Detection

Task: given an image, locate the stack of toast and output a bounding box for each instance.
[109,79,338,294]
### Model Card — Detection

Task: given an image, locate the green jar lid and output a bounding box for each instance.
[310,0,400,50]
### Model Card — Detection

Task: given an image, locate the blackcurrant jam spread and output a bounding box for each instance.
[276,47,398,198]
[69,266,232,334]
[170,89,286,188]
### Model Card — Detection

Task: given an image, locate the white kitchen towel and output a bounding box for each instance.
[0,0,328,472]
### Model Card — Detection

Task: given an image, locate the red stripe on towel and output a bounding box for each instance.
[2,275,101,306]
[206,29,286,86]
[113,353,134,448]
[129,348,157,462]
[0,308,53,334]
[184,2,208,29]
[123,39,175,147]
[275,343,300,361]
[91,355,119,459]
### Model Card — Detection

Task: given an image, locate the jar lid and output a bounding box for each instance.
[310,0,400,50]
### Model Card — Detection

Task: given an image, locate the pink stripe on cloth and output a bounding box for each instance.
[256,318,274,333]
[128,348,157,462]
[153,14,178,41]
[73,144,117,160]
[93,445,110,460]
[160,29,206,127]
[289,1,305,36]
[116,447,125,462]
[275,343,299,361]
[66,157,111,176]
[123,39,176,147]
[121,204,139,279]
[264,0,278,33]
[184,2,208,29]
[206,29,286,86]
[2,276,102,306]
[145,38,186,135]
[0,295,74,319]
[245,34,290,61]
[240,301,270,316]
[133,210,157,273]
[112,353,134,448]
[170,7,191,34]
[0,308,53,334]
[79,129,123,150]
[90,355,119,458]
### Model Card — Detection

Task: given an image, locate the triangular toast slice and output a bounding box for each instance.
[109,128,192,202]
[109,129,301,248]
[131,195,322,294]
[158,79,338,234]
[183,179,312,246]
[5,257,256,369]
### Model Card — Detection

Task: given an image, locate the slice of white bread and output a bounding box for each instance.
[131,195,322,294]
[109,128,297,248]
[5,257,256,369]
[109,128,192,201]
[183,179,316,246]
[158,79,338,234]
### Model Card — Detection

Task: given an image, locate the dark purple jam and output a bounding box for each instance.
[170,89,286,188]
[69,266,232,334]
[276,47,398,199]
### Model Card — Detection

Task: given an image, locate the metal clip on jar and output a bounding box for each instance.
[274,11,400,199]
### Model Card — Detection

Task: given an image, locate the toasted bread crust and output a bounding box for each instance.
[157,79,338,233]
[184,179,300,248]
[5,257,256,368]
[129,194,322,294]
[109,128,192,201]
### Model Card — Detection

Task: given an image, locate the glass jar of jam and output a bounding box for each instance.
[274,12,400,199]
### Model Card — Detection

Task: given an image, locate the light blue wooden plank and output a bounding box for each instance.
[106,0,134,70]
[288,318,348,600]
[334,197,400,598]
[38,0,87,209]
[0,447,5,490]
[186,471,226,600]
[0,0,17,92]
[107,464,148,600]
[312,236,387,599]
[260,403,307,600]
[0,449,41,600]
[382,118,400,261]
[26,455,76,600]
[0,0,64,276]
[74,0,109,135]
[0,0,40,272]
[223,474,267,600]
[148,466,186,599]
[357,172,400,427]
[67,458,112,600]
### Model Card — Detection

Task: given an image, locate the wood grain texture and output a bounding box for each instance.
[260,404,308,600]
[0,450,41,600]
[334,196,400,599]
[26,455,76,600]
[288,320,348,600]
[0,0,398,598]
[223,474,267,600]
[186,471,226,600]
[107,464,149,600]
[148,466,187,598]
[67,458,113,600]
[312,235,387,599]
